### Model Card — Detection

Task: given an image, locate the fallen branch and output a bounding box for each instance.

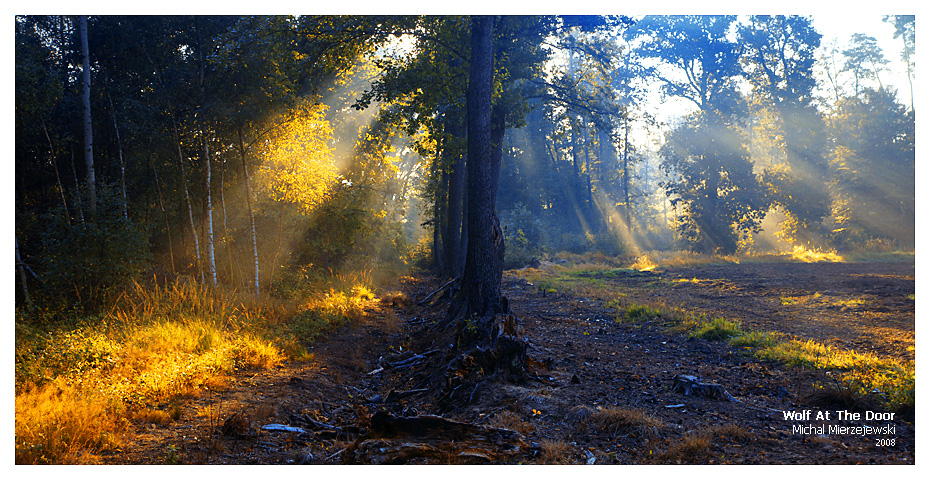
[385,349,442,370]
[262,424,307,434]
[417,277,460,306]
[385,388,430,403]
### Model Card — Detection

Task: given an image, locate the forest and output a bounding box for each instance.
[14,15,915,465]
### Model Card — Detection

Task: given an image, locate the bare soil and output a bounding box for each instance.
[100,261,915,465]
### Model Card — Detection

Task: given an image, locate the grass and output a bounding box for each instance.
[520,255,914,413]
[590,407,664,439]
[537,439,576,464]
[609,300,666,323]
[689,317,744,341]
[15,275,376,464]
[757,340,914,411]
[660,431,713,463]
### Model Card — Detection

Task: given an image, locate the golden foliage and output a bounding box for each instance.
[257,100,337,213]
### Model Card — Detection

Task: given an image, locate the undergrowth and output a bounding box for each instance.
[15,275,375,464]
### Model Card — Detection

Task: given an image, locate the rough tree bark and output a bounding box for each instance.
[460,15,502,320]
[440,17,527,411]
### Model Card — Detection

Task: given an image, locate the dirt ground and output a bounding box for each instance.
[100,261,915,465]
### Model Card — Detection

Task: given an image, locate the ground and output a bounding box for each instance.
[99,260,915,465]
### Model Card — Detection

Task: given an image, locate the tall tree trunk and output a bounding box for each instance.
[622,115,631,229]
[461,15,503,319]
[197,20,217,287]
[581,118,595,230]
[440,18,527,412]
[173,118,203,283]
[237,126,260,297]
[219,163,235,285]
[79,15,96,215]
[437,166,450,276]
[203,144,217,286]
[432,156,449,275]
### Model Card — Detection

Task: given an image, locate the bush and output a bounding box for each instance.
[35,184,152,311]
[501,203,545,268]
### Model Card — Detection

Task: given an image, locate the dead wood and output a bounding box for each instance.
[385,388,430,403]
[671,374,739,402]
[418,277,460,306]
[382,349,442,370]
[342,411,526,464]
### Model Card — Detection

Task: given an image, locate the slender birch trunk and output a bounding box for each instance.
[237,126,260,297]
[79,15,96,215]
[197,19,216,286]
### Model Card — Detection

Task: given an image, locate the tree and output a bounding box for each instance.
[660,110,767,253]
[842,33,889,96]
[883,15,915,111]
[460,15,502,319]
[629,15,767,253]
[79,15,96,215]
[740,15,831,245]
[826,88,914,249]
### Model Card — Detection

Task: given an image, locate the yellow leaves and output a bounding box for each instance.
[258,101,338,213]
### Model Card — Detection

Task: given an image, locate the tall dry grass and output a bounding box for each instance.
[15,275,376,464]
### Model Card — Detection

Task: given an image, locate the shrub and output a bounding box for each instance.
[36,184,152,311]
[501,203,545,268]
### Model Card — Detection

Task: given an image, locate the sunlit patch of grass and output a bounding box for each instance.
[780,296,800,306]
[690,317,744,341]
[729,330,780,348]
[844,250,915,262]
[779,292,822,306]
[15,273,377,464]
[823,296,869,308]
[631,255,658,271]
[789,245,844,263]
[757,340,914,411]
[631,250,740,269]
[15,378,126,464]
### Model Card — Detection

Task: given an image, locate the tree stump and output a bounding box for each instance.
[671,374,739,402]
